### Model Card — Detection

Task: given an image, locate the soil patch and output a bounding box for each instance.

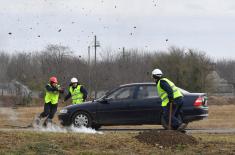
[135,130,198,148]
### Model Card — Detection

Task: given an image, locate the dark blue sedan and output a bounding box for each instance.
[58,83,208,130]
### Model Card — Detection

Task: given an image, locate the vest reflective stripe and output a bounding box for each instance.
[159,89,178,98]
[69,85,83,104]
[44,84,60,104]
[157,78,183,107]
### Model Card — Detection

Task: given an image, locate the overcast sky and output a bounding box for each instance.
[0,0,235,60]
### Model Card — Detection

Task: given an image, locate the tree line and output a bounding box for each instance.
[0,44,233,98]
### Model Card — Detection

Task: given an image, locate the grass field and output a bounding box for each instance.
[0,131,235,155]
[1,105,235,129]
[0,104,235,154]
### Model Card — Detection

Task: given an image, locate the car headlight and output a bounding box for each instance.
[60,109,68,114]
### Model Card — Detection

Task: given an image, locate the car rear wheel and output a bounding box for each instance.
[72,111,92,128]
[161,114,188,130]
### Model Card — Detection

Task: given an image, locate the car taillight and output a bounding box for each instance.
[194,97,203,107]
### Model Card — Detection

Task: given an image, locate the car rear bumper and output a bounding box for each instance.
[58,113,72,126]
[184,113,208,122]
[183,107,208,122]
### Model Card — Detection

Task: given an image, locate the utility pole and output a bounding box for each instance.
[94,35,100,99]
[94,36,97,99]
[122,47,125,60]
[88,46,91,99]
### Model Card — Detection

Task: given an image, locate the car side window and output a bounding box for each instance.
[107,86,135,100]
[136,85,158,99]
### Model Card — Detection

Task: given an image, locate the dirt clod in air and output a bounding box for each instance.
[135,130,198,148]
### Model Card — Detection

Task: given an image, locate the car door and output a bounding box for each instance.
[128,84,162,124]
[96,85,137,124]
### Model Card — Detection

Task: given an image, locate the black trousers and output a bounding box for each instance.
[40,102,58,119]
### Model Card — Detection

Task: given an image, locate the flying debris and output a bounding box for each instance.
[114,5,117,8]
[165,39,168,42]
[37,35,41,37]
[58,29,62,32]
[152,0,158,7]
[71,22,75,24]
[133,26,137,29]
[130,33,133,35]
[8,32,12,35]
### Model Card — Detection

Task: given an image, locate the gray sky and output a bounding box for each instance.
[0,0,235,60]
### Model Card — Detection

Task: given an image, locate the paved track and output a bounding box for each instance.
[1,126,235,134]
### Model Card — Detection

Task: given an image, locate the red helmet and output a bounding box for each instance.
[49,76,58,83]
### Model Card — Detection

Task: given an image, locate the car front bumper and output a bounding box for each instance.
[58,113,72,126]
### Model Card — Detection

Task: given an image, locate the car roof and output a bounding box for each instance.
[119,82,190,93]
[120,82,155,87]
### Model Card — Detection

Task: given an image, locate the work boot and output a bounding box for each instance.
[34,115,42,127]
[46,119,53,128]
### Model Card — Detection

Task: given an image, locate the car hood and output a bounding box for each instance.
[63,101,94,109]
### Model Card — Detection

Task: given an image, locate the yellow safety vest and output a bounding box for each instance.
[69,85,84,104]
[157,78,183,107]
[44,84,60,104]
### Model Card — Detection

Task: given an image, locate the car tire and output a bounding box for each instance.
[72,111,92,128]
[161,114,188,130]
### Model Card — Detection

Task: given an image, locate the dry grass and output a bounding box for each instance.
[0,131,234,155]
[0,105,235,129]
[0,106,64,128]
[0,104,235,154]
[188,105,235,129]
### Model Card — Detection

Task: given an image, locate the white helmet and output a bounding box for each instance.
[71,77,78,83]
[152,69,163,78]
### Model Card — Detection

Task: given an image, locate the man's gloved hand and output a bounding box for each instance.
[58,87,64,93]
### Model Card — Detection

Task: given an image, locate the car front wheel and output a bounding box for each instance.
[72,111,92,128]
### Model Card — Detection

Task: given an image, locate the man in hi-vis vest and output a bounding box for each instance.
[152,68,186,131]
[64,77,88,105]
[37,76,64,126]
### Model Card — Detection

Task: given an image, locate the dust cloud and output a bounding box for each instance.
[33,123,103,134]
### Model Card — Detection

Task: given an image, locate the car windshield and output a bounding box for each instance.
[97,88,118,100]
[106,86,135,100]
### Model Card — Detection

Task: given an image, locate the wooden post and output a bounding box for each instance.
[168,102,173,130]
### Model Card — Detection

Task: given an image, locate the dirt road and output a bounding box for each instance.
[1,126,235,134]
